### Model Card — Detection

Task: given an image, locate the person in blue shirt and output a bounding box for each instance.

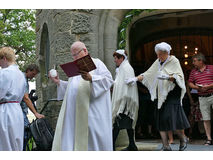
[20,64,45,151]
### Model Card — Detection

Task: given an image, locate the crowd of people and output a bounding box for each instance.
[0,41,213,151]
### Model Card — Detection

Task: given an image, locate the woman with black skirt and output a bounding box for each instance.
[125,42,190,151]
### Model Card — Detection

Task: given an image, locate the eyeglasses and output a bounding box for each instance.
[72,48,84,57]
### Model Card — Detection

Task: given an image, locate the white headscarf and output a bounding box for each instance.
[115,49,127,60]
[155,42,172,55]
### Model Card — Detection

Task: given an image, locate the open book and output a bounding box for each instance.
[60,54,96,77]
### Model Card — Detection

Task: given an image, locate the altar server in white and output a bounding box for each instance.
[49,41,114,151]
[0,47,26,151]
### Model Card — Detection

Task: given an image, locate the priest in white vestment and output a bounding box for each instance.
[112,49,139,151]
[50,41,114,151]
[0,47,26,151]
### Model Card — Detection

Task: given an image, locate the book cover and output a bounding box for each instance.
[60,54,96,77]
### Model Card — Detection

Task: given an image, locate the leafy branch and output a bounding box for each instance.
[118,9,155,49]
[0,9,36,71]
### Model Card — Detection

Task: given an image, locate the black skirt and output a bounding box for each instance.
[154,85,190,131]
[113,113,133,130]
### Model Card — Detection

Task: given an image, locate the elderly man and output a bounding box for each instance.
[112,49,139,151]
[0,47,26,150]
[49,41,114,151]
[126,42,190,151]
[21,64,44,151]
[188,53,213,145]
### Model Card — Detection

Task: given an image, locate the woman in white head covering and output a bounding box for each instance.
[126,42,190,151]
[112,49,139,151]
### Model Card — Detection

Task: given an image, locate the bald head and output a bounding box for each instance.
[70,41,86,54]
[70,41,88,60]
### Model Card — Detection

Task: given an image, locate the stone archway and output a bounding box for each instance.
[98,9,130,76]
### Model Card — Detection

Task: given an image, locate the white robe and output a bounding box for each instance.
[54,58,114,151]
[0,64,26,151]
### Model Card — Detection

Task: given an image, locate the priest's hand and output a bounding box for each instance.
[125,77,138,86]
[79,70,92,82]
[48,71,60,85]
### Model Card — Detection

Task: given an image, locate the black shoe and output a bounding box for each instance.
[121,145,138,151]
[204,139,212,145]
[160,145,172,151]
[179,137,188,151]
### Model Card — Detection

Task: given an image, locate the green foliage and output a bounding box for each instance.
[0,9,36,71]
[118,9,155,49]
[26,137,35,151]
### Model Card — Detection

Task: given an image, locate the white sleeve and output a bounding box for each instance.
[0,70,11,100]
[57,80,68,100]
[91,59,114,98]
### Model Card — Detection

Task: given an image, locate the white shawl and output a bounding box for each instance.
[112,60,139,128]
[141,55,186,109]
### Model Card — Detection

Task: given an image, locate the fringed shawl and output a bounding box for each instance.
[112,60,139,128]
[141,55,186,109]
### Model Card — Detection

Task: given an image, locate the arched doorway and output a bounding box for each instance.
[130,10,213,74]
